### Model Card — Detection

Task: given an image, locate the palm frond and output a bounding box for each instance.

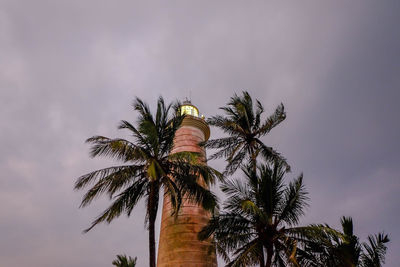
[221,178,254,214]
[341,216,354,238]
[228,238,262,267]
[167,151,202,162]
[202,136,238,150]
[278,174,309,226]
[112,254,137,267]
[169,160,223,186]
[256,103,286,136]
[256,139,290,171]
[224,147,247,175]
[118,120,150,151]
[206,92,288,175]
[83,180,147,233]
[257,163,285,219]
[206,142,242,161]
[199,214,253,244]
[253,100,264,131]
[207,115,246,136]
[75,165,136,190]
[86,136,147,162]
[132,97,153,122]
[173,171,218,211]
[78,165,145,207]
[360,233,389,267]
[162,177,182,216]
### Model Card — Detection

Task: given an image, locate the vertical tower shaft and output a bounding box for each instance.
[157,105,217,267]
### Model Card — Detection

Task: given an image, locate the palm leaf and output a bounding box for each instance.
[83,180,147,233]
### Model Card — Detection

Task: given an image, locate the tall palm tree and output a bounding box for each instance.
[112,254,137,267]
[203,91,289,175]
[298,217,390,267]
[75,97,221,267]
[199,161,309,267]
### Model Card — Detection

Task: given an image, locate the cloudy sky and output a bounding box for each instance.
[1,1,399,266]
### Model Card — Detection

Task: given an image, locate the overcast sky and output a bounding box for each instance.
[1,1,399,266]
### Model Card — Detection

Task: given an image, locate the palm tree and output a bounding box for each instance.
[203,91,288,175]
[298,217,390,267]
[112,254,137,267]
[297,217,360,267]
[75,97,221,267]
[199,161,309,267]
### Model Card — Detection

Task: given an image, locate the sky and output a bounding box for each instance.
[1,1,399,266]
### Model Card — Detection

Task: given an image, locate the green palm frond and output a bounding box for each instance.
[224,147,247,175]
[256,103,286,136]
[169,159,223,186]
[256,139,290,171]
[86,136,147,162]
[118,120,151,151]
[253,100,264,131]
[205,91,288,175]
[273,249,288,267]
[221,178,254,215]
[75,165,134,190]
[199,214,254,250]
[215,240,232,263]
[228,239,263,267]
[167,151,201,162]
[341,216,354,238]
[173,170,218,211]
[256,164,285,219]
[78,165,145,207]
[162,177,182,216]
[278,174,309,226]
[208,115,247,137]
[83,180,147,233]
[132,97,152,121]
[360,233,389,267]
[241,199,264,217]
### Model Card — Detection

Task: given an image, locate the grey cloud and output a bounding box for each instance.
[1,1,399,266]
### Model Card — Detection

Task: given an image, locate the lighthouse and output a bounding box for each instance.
[157,100,218,267]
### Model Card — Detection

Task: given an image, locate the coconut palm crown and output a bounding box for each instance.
[203,91,289,175]
[298,217,390,267]
[199,161,309,267]
[112,254,137,267]
[75,96,221,267]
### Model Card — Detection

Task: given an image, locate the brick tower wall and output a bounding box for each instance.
[157,117,217,267]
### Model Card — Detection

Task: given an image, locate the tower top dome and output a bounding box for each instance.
[180,99,199,117]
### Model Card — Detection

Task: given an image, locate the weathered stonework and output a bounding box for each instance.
[157,115,217,267]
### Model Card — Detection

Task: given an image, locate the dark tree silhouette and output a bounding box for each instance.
[298,217,390,267]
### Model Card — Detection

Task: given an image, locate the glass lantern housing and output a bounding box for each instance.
[180,101,199,117]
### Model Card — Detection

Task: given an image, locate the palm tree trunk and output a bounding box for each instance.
[265,246,273,267]
[250,147,257,173]
[148,182,157,267]
[149,217,156,267]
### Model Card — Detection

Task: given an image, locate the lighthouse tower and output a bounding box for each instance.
[157,100,217,267]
